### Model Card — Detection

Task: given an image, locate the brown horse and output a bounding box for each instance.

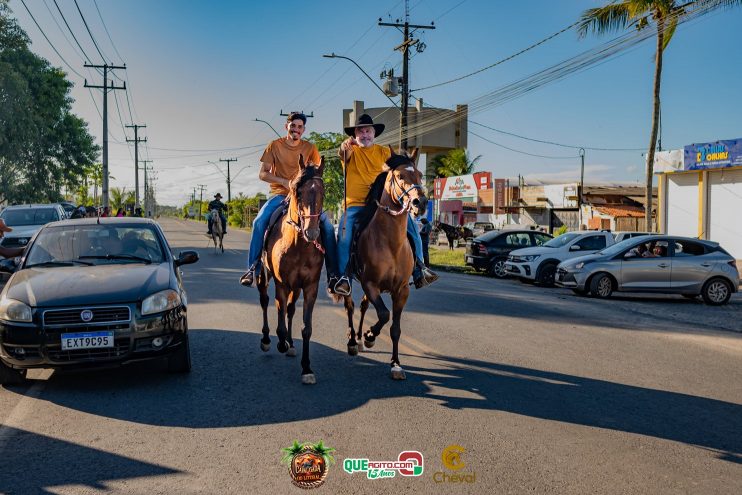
[256,156,325,384]
[343,147,426,380]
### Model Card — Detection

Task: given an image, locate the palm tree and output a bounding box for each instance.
[578,0,741,231]
[431,148,482,178]
[280,440,304,466]
[311,440,336,467]
[110,187,127,210]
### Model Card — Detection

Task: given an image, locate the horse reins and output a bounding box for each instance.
[376,167,424,216]
[286,176,326,254]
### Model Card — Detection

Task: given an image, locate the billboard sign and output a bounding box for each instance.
[684,139,742,171]
[440,175,478,201]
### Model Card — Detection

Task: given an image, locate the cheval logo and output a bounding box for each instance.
[343,451,424,479]
[80,310,94,322]
[281,440,335,489]
[434,445,476,484]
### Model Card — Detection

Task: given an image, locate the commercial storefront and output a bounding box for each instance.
[433,172,492,225]
[656,138,742,260]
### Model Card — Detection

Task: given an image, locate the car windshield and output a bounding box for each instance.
[542,232,581,248]
[25,224,166,266]
[598,238,650,256]
[1,208,59,226]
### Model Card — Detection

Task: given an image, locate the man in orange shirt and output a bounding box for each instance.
[337,114,438,289]
[239,112,350,296]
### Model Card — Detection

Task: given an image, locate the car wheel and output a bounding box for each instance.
[168,333,192,373]
[488,258,507,278]
[536,263,558,287]
[0,360,27,385]
[701,278,732,306]
[589,273,613,299]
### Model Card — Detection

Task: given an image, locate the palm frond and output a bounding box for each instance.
[577,2,636,38]
[280,440,304,465]
[312,441,336,466]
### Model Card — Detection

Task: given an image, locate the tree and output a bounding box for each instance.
[431,148,481,178]
[578,0,741,231]
[306,131,345,217]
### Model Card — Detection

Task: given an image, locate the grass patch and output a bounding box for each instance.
[428,247,482,276]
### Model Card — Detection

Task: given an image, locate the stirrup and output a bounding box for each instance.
[413,267,438,289]
[239,268,255,287]
[332,276,352,296]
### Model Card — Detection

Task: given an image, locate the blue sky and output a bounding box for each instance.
[10,0,742,205]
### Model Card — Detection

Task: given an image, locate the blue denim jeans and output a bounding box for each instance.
[247,195,338,277]
[337,206,423,277]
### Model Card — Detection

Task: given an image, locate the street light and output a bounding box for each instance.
[322,53,401,111]
[254,118,281,138]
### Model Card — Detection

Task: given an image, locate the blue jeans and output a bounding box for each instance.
[247,195,339,277]
[337,206,424,276]
[207,211,226,232]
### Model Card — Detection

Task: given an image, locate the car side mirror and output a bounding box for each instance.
[0,258,18,274]
[569,245,581,251]
[175,250,199,266]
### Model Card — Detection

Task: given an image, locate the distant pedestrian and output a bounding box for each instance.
[419,218,432,267]
[115,208,125,217]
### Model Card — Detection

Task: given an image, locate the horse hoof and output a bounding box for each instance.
[301,374,316,385]
[277,341,289,354]
[390,366,406,380]
[286,347,297,357]
[347,345,358,356]
[358,341,366,352]
[260,341,270,352]
[364,339,375,349]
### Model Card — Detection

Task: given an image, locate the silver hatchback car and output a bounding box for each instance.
[555,235,739,305]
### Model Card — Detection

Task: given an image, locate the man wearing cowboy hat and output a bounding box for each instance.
[239,112,350,297]
[0,219,26,259]
[338,113,438,289]
[206,193,228,236]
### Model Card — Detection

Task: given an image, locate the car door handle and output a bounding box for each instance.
[657,263,669,268]
[700,263,711,267]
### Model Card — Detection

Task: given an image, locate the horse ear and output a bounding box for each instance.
[299,154,306,169]
[388,145,396,156]
[317,156,325,175]
[409,148,419,167]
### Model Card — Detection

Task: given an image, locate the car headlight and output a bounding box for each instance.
[141,290,181,315]
[0,298,33,322]
[522,255,540,262]
[575,262,585,270]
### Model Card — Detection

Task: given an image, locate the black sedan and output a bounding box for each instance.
[465,229,553,277]
[0,218,198,384]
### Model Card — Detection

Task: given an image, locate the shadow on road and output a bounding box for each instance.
[7,329,740,465]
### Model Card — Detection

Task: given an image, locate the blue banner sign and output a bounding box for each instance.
[684,139,742,170]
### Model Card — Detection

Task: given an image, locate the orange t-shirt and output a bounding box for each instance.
[344,144,392,207]
[260,138,321,196]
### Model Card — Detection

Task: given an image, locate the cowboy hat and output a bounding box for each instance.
[0,219,12,233]
[344,113,385,138]
[214,193,223,199]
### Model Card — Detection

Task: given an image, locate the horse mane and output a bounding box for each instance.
[288,164,320,198]
[354,171,388,234]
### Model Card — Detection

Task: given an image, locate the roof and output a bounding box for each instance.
[594,205,645,218]
[46,217,156,227]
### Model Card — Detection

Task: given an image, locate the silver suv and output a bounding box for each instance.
[0,204,66,249]
[555,235,739,305]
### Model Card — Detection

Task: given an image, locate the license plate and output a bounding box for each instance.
[61,331,114,350]
[465,256,473,263]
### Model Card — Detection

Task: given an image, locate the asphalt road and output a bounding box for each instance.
[1,217,741,494]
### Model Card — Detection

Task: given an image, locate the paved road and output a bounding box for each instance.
[1,217,741,494]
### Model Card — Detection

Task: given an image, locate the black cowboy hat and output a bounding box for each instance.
[344,113,385,138]
[214,193,223,199]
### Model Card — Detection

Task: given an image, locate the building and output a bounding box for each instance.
[655,138,742,260]
[433,172,492,225]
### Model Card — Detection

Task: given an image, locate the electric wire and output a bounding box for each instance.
[73,0,107,62]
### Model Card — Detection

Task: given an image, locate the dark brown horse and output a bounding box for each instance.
[256,156,325,384]
[343,147,426,380]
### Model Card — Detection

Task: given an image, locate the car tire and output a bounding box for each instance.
[0,360,27,385]
[589,273,613,299]
[168,334,192,373]
[536,262,558,287]
[701,278,733,306]
[488,258,507,278]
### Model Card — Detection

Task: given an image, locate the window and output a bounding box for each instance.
[575,235,607,251]
[533,233,552,246]
[673,240,705,257]
[505,233,531,247]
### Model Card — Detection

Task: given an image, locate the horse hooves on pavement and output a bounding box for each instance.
[260,341,270,352]
[390,366,406,380]
[286,347,297,357]
[363,339,375,349]
[301,374,316,385]
[347,344,358,356]
[277,341,289,354]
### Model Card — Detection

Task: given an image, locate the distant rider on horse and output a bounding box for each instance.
[206,193,228,235]
[239,112,351,296]
[338,113,438,289]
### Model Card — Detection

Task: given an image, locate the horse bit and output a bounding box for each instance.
[376,169,424,216]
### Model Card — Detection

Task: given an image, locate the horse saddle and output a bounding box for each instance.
[264,199,290,245]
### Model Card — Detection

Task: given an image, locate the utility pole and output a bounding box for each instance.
[378,0,434,150]
[84,63,126,208]
[125,124,147,209]
[141,160,153,217]
[219,158,237,203]
[197,184,207,221]
[579,148,586,230]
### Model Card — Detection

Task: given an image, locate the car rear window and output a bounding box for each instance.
[1,208,59,226]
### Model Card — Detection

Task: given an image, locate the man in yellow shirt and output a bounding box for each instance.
[239,112,350,296]
[337,114,438,289]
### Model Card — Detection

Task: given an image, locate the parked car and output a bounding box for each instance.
[0,218,199,384]
[505,230,615,286]
[463,222,495,239]
[466,230,553,277]
[613,231,651,243]
[58,201,77,219]
[0,204,67,249]
[555,235,739,305]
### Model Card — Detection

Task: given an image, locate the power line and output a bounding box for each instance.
[470,131,579,160]
[52,0,95,64]
[73,0,107,62]
[92,0,124,62]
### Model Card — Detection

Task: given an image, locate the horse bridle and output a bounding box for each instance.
[286,176,326,253]
[377,167,424,216]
